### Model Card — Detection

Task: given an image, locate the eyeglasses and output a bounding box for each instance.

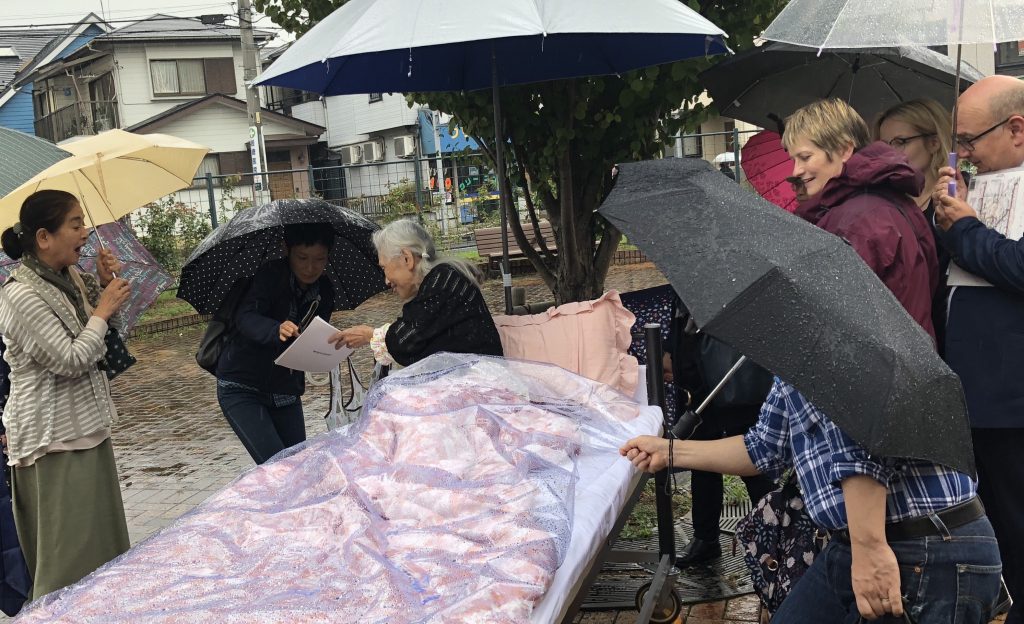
[886,134,935,149]
[956,118,1010,152]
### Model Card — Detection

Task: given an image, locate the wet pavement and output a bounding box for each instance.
[21,263,760,623]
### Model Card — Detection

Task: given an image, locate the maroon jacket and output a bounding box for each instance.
[796,141,939,342]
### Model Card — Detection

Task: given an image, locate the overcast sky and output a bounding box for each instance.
[0,0,289,43]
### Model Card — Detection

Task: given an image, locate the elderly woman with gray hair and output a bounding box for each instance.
[329,219,502,366]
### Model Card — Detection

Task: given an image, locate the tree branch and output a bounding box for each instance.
[593,217,622,286]
[503,172,556,289]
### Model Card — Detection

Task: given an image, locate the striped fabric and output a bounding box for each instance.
[744,378,976,531]
[0,267,117,464]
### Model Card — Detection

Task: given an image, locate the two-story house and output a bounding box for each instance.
[0,14,108,134]
[16,14,325,207]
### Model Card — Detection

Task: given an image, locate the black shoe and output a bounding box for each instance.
[677,538,721,566]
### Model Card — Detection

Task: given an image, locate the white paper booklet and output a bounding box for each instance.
[947,166,1024,287]
[274,316,354,373]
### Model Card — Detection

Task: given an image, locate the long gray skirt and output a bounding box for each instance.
[11,438,130,600]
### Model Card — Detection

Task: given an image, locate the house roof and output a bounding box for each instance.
[124,93,324,137]
[0,28,66,90]
[99,15,274,43]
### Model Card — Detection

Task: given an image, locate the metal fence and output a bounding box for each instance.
[135,129,763,257]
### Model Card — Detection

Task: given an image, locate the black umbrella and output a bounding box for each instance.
[599,158,974,476]
[179,199,386,314]
[700,42,984,131]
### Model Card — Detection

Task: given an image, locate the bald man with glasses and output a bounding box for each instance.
[933,74,1024,624]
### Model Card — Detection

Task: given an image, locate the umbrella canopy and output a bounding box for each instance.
[0,223,174,334]
[256,0,728,94]
[256,0,729,314]
[701,42,984,130]
[0,127,71,197]
[178,199,386,315]
[741,130,798,213]
[713,152,736,164]
[599,157,974,476]
[0,130,210,230]
[762,0,1024,48]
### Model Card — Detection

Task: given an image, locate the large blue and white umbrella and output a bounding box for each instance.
[258,0,729,312]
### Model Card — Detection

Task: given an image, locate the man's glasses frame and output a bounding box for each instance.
[956,118,1011,152]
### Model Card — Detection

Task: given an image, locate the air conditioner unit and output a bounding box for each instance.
[361,140,384,162]
[339,144,362,165]
[393,135,416,159]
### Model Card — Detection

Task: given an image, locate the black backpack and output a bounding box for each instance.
[195,278,251,375]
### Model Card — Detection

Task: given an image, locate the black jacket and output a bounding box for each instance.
[385,263,502,366]
[216,259,335,395]
[940,215,1024,428]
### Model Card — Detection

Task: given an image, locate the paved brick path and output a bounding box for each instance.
[16,263,757,623]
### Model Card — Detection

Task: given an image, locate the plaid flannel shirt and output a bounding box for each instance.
[743,379,975,531]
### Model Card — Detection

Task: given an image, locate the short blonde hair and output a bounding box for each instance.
[782,99,871,157]
[873,98,952,176]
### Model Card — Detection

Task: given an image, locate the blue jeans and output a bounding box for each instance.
[772,516,1002,624]
[216,381,306,465]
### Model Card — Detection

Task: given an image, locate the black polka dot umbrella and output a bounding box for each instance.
[178,198,386,314]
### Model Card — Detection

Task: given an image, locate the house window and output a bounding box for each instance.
[682,127,703,158]
[150,58,237,97]
[368,93,383,103]
[151,59,206,96]
[995,41,1024,76]
[190,154,222,187]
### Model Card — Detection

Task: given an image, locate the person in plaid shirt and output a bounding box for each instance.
[622,99,1002,623]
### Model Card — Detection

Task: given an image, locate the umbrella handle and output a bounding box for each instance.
[947,153,958,197]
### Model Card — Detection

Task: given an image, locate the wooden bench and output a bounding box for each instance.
[474,220,557,275]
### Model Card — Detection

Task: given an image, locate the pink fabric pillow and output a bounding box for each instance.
[493,290,640,396]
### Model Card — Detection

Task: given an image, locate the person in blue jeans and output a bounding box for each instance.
[215,224,335,464]
[621,379,1002,623]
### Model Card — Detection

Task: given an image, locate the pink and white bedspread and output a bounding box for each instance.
[16,354,653,623]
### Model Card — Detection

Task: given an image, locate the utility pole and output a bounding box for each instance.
[239,0,266,192]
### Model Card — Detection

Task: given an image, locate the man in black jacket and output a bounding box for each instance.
[933,75,1024,623]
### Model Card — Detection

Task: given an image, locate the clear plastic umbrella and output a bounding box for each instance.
[762,0,1024,49]
[762,0,1024,194]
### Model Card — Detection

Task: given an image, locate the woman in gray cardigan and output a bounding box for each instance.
[0,190,131,600]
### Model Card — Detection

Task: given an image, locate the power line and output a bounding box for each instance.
[0,23,286,40]
[1,2,235,23]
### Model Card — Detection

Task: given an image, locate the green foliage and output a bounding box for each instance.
[621,479,692,540]
[255,0,789,301]
[134,197,213,275]
[380,179,419,223]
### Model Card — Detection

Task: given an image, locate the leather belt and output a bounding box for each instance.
[834,497,985,543]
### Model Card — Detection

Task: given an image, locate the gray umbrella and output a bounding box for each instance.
[0,127,71,196]
[599,158,974,476]
[700,43,984,131]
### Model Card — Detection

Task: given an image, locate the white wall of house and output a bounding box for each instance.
[112,41,243,128]
[324,92,418,148]
[148,104,303,153]
[291,99,327,141]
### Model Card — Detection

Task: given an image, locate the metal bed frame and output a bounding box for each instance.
[556,322,684,624]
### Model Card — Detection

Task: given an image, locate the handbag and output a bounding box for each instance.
[99,327,136,380]
[734,471,828,617]
[195,278,252,375]
[67,269,135,380]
